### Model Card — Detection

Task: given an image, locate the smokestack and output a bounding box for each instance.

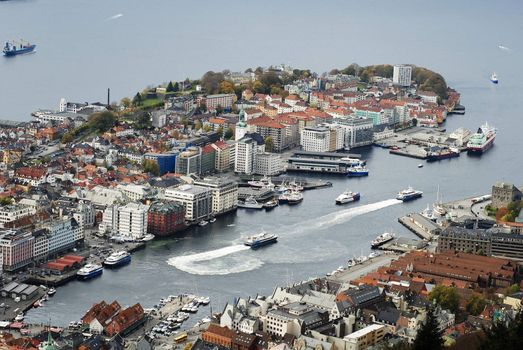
[107,88,110,106]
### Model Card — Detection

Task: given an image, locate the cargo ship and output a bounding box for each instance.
[3,40,36,57]
[426,147,460,162]
[467,122,496,154]
[397,187,423,202]
[244,232,278,249]
[103,251,131,268]
[77,264,104,280]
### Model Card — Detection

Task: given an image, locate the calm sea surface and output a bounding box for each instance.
[1,0,522,325]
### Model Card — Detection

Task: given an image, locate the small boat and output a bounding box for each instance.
[15,313,24,322]
[371,232,396,249]
[77,263,104,280]
[490,72,498,84]
[198,296,210,305]
[418,163,423,168]
[103,251,131,268]
[201,317,212,323]
[33,300,42,308]
[237,195,264,209]
[244,232,278,249]
[396,187,423,202]
[227,224,235,227]
[368,251,381,259]
[335,190,360,205]
[263,198,279,209]
[47,288,57,296]
[141,234,155,242]
[3,40,36,57]
[347,165,369,177]
[287,191,303,205]
[248,175,272,188]
[278,192,290,204]
[198,220,209,226]
[209,218,216,223]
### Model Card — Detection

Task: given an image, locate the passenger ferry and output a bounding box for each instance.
[103,251,131,268]
[467,122,496,154]
[77,264,104,280]
[335,190,360,205]
[371,232,395,249]
[347,165,369,177]
[244,232,278,249]
[397,187,423,202]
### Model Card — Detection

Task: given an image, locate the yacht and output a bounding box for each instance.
[237,195,264,209]
[77,263,104,280]
[396,187,423,202]
[335,190,360,205]
[103,251,131,268]
[491,72,498,84]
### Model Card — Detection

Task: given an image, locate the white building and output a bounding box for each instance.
[0,205,36,228]
[393,65,412,87]
[254,152,284,176]
[164,185,212,222]
[193,178,238,216]
[300,127,330,152]
[235,110,248,141]
[417,90,438,104]
[73,201,96,229]
[344,324,386,350]
[44,217,82,255]
[115,202,149,240]
[117,184,155,201]
[234,136,265,175]
[152,111,167,128]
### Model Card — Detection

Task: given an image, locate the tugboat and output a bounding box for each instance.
[3,40,36,57]
[371,232,395,249]
[347,165,369,177]
[397,187,423,202]
[335,190,360,205]
[103,251,131,268]
[467,122,496,154]
[244,232,278,249]
[77,263,104,280]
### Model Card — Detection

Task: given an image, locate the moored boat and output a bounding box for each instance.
[371,232,395,249]
[467,122,496,154]
[335,190,360,205]
[263,198,279,209]
[77,263,104,280]
[397,187,423,202]
[103,251,131,268]
[426,147,460,162]
[244,232,278,249]
[287,191,303,205]
[47,288,56,296]
[237,195,264,209]
[347,165,369,177]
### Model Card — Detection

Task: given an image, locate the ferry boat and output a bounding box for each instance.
[103,251,131,268]
[3,40,36,57]
[347,165,369,177]
[371,232,395,249]
[340,157,366,167]
[335,190,360,205]
[426,147,460,162]
[467,122,496,154]
[287,191,304,205]
[77,263,104,280]
[237,195,264,209]
[244,232,278,249]
[397,187,423,202]
[491,73,498,84]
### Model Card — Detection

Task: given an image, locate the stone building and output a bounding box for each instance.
[491,182,522,209]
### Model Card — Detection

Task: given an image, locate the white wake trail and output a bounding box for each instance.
[106,13,123,21]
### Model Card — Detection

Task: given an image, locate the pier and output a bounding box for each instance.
[327,253,400,284]
[398,213,441,240]
[378,237,428,253]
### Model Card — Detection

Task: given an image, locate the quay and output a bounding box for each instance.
[0,287,47,322]
[378,237,428,253]
[327,252,400,283]
[287,151,364,175]
[398,213,441,240]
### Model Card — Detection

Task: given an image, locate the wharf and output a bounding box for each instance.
[389,147,427,159]
[327,253,400,283]
[378,237,428,253]
[398,213,441,240]
[238,187,275,201]
[0,288,47,322]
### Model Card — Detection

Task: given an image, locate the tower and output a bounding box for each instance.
[235,109,247,141]
[59,98,67,112]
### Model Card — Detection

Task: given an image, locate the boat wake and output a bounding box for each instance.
[166,199,401,275]
[498,44,512,52]
[106,13,123,21]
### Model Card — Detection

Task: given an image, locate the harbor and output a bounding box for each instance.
[398,213,441,240]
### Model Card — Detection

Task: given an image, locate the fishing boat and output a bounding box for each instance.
[490,72,498,84]
[263,198,279,209]
[3,40,36,57]
[237,195,264,209]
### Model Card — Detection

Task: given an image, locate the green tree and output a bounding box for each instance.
[173,81,179,92]
[142,159,160,176]
[166,81,175,92]
[201,71,225,94]
[215,104,224,115]
[88,111,116,133]
[216,126,223,137]
[132,92,143,106]
[506,284,520,295]
[429,285,460,313]
[203,124,212,132]
[264,136,274,152]
[61,132,74,144]
[412,307,444,350]
[479,308,523,350]
[0,197,13,206]
[466,294,487,316]
[329,68,340,75]
[135,111,152,129]
[224,127,234,140]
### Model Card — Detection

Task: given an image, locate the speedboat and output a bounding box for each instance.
[335,190,360,205]
[210,218,216,223]
[77,263,104,280]
[103,251,131,268]
[396,187,423,202]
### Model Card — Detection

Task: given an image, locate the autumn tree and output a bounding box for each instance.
[429,285,460,313]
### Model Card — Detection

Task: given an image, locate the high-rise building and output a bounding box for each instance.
[116,202,149,240]
[193,177,238,216]
[0,230,34,272]
[164,185,212,222]
[393,65,412,87]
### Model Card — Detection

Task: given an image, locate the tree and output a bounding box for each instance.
[121,97,131,108]
[173,81,179,92]
[215,104,224,115]
[479,308,523,350]
[88,111,117,133]
[166,81,175,92]
[224,127,234,140]
[429,285,460,313]
[142,159,160,176]
[219,81,235,94]
[194,121,202,131]
[506,284,520,295]
[216,126,223,137]
[0,197,13,206]
[253,81,265,93]
[329,68,340,75]
[260,71,281,89]
[132,92,143,106]
[466,294,487,316]
[203,124,212,132]
[135,111,152,130]
[61,132,74,144]
[264,136,274,152]
[412,307,444,350]
[201,71,225,94]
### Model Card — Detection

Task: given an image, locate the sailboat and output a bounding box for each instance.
[433,185,446,216]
